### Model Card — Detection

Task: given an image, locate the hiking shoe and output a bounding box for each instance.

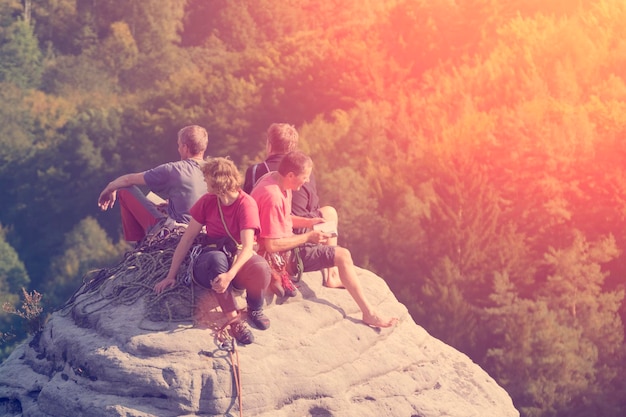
[282,273,297,297]
[230,321,254,345]
[248,309,270,330]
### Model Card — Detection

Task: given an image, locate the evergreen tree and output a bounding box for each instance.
[485,232,625,417]
[0,227,30,314]
[0,226,30,362]
[0,19,42,89]
[43,217,128,310]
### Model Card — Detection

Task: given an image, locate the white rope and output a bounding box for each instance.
[183,244,204,285]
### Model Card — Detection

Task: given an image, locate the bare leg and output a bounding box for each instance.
[323,267,343,288]
[319,206,343,288]
[333,247,397,328]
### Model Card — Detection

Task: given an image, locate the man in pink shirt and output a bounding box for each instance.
[251,151,397,328]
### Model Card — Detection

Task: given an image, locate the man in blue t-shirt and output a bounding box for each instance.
[98,125,208,243]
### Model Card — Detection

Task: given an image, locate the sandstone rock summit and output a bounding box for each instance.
[0,236,519,417]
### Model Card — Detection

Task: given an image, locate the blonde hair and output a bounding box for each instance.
[201,157,241,195]
[266,123,298,153]
[178,125,208,155]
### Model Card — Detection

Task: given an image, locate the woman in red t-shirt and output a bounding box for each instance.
[154,157,271,345]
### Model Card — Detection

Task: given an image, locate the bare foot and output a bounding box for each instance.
[322,267,344,288]
[362,312,398,328]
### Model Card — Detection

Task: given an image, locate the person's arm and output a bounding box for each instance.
[261,229,331,253]
[154,219,203,293]
[211,228,255,293]
[291,215,324,229]
[98,172,146,211]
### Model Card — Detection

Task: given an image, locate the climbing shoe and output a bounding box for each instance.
[229,321,254,345]
[249,309,270,330]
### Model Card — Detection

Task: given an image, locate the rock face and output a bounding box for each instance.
[0,242,519,417]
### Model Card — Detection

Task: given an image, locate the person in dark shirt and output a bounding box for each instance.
[243,123,342,288]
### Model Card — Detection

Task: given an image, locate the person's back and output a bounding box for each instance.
[143,158,205,224]
[98,125,209,243]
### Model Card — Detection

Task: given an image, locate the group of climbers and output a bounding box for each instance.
[98,123,397,345]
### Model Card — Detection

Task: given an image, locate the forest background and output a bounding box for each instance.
[0,1,625,416]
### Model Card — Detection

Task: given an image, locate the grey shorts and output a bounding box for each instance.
[289,243,335,273]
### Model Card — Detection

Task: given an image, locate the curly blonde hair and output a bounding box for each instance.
[201,157,241,195]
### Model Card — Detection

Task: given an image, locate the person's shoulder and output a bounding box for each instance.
[174,159,204,170]
[147,159,186,173]
[144,162,174,182]
[249,182,263,198]
[162,159,187,167]
[169,160,205,180]
[250,178,273,201]
[266,154,283,165]
[238,189,252,202]
[251,173,275,192]
[193,192,214,206]
[239,190,259,206]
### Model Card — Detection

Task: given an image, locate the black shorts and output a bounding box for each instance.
[290,243,335,273]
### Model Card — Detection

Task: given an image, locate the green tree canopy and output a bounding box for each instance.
[0,19,42,88]
[0,226,30,360]
[43,217,128,310]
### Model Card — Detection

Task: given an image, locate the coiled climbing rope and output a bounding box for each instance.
[57,226,246,416]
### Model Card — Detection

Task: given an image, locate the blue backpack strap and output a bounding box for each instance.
[251,163,260,185]
[252,161,271,187]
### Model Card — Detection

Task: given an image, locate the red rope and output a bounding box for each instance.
[212,314,244,417]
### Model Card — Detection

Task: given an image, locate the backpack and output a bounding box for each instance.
[250,161,271,189]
